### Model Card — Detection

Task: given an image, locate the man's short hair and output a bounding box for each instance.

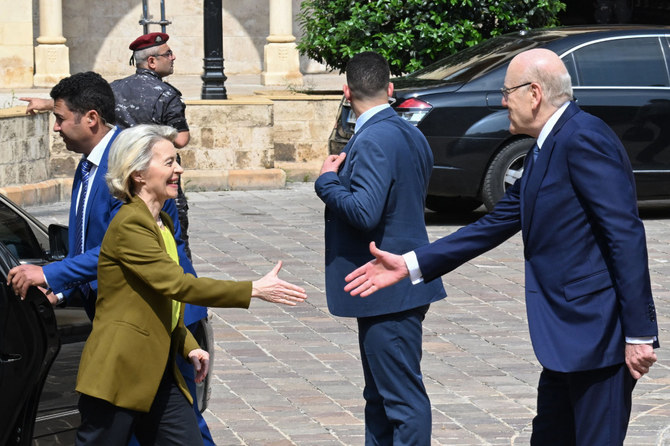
[346,51,390,100]
[50,71,116,125]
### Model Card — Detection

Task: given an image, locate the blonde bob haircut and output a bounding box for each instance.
[106,124,177,202]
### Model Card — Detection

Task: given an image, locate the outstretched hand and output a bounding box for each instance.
[344,242,409,297]
[252,261,307,306]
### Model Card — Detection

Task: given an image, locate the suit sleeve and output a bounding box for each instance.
[416,179,522,282]
[109,213,252,309]
[566,126,657,339]
[315,138,392,232]
[43,194,122,293]
[182,327,200,359]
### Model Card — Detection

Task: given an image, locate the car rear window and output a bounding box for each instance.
[404,33,563,84]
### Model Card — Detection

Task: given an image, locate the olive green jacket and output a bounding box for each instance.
[76,195,252,412]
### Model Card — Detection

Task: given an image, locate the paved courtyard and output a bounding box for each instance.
[28,183,670,445]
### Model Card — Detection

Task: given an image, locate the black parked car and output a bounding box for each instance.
[0,194,213,444]
[329,25,670,212]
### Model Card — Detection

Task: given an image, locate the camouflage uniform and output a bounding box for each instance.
[110,68,192,259]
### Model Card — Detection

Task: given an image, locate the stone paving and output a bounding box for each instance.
[27,183,670,445]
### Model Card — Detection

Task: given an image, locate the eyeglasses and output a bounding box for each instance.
[501,82,532,100]
[153,50,173,59]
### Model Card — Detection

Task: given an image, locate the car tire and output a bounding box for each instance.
[425,195,482,214]
[192,316,214,413]
[482,138,534,211]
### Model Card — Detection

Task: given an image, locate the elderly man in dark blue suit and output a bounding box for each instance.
[345,49,659,445]
[315,51,446,445]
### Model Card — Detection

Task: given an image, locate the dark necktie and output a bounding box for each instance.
[525,143,540,175]
[75,160,92,255]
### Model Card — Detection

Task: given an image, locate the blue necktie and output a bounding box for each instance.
[525,143,540,176]
[75,159,92,255]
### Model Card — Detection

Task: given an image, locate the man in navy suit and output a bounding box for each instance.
[315,51,446,445]
[344,49,659,445]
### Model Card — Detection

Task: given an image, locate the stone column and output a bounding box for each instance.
[33,0,70,87]
[261,0,303,86]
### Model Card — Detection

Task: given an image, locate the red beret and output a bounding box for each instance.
[129,32,169,51]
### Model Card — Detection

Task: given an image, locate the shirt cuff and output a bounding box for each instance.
[403,251,423,285]
[626,336,656,344]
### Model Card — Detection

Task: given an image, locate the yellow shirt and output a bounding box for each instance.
[159,225,181,332]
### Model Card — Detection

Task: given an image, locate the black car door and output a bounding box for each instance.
[0,242,60,446]
[562,34,670,199]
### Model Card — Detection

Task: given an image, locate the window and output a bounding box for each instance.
[0,202,44,261]
[570,37,669,87]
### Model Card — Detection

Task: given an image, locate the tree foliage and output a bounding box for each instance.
[297,0,566,76]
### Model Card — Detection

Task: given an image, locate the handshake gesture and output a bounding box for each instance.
[344,242,409,297]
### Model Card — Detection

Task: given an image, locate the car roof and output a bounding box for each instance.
[394,25,670,91]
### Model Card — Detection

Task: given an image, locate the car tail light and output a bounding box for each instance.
[395,98,433,125]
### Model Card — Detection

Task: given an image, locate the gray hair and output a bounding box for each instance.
[106,124,177,202]
[527,63,573,107]
[133,47,156,68]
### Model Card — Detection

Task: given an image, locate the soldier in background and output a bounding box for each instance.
[111,32,192,259]
[111,32,213,446]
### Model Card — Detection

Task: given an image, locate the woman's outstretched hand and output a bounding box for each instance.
[252,261,307,306]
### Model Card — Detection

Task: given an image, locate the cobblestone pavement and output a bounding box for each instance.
[28,183,670,445]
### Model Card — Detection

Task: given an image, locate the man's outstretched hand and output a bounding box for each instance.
[344,242,409,297]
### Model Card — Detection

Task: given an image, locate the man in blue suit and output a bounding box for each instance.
[344,49,659,445]
[315,51,446,445]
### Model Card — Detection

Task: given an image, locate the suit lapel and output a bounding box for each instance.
[82,127,121,247]
[521,102,580,240]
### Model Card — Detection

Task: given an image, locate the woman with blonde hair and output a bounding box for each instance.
[75,124,307,445]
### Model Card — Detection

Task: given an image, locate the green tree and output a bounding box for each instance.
[297,0,566,76]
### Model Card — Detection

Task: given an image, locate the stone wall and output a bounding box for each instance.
[0,94,340,204]
[270,93,340,181]
[0,107,50,185]
[0,107,73,205]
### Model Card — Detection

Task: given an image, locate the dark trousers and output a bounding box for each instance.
[76,365,203,446]
[357,305,431,446]
[531,363,635,446]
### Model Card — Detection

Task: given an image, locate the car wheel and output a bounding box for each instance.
[482,138,534,211]
[192,316,214,413]
[425,195,482,214]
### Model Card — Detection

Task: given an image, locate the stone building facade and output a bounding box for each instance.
[2,0,323,89]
